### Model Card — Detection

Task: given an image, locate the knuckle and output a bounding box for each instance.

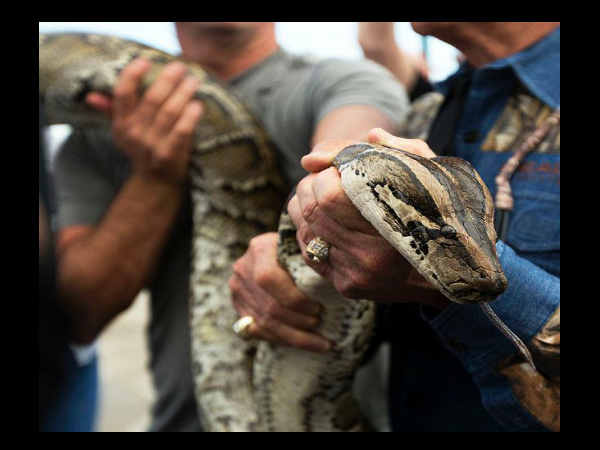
[255,268,274,290]
[152,148,171,166]
[337,278,362,299]
[160,104,180,122]
[301,199,319,224]
[319,180,342,207]
[296,225,311,246]
[248,236,260,250]
[232,260,244,276]
[143,90,164,109]
[264,301,279,319]
[127,125,144,143]
[249,235,266,251]
[350,270,371,291]
[174,121,194,138]
[359,253,379,276]
[227,277,238,293]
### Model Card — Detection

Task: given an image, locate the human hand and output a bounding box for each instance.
[288,128,450,308]
[229,232,332,352]
[86,58,204,186]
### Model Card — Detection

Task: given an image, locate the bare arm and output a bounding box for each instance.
[358,22,428,93]
[57,176,184,344]
[311,104,395,146]
[56,58,203,344]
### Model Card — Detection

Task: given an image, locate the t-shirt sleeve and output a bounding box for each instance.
[258,56,411,185]
[53,130,119,230]
[307,58,410,129]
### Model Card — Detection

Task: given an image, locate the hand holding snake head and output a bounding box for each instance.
[290,128,507,306]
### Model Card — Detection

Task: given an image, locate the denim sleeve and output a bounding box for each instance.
[422,240,560,431]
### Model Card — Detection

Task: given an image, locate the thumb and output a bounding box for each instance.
[301,139,360,173]
[367,128,436,158]
[86,92,113,117]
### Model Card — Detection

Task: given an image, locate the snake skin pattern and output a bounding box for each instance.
[39,33,507,432]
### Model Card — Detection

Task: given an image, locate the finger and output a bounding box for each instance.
[294,172,370,250]
[294,174,344,242]
[311,167,376,234]
[113,58,152,119]
[264,319,332,353]
[298,235,334,281]
[251,249,323,317]
[231,293,278,342]
[152,75,200,136]
[154,100,203,164]
[367,128,436,158]
[86,92,113,116]
[301,138,359,173]
[231,274,323,347]
[231,272,321,331]
[134,61,189,129]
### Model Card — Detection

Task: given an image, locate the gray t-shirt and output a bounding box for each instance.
[53,48,409,431]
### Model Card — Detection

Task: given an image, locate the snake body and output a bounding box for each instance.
[39,33,507,431]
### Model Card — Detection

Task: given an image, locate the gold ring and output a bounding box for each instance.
[232,316,255,340]
[306,237,331,264]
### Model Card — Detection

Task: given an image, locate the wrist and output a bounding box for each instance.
[129,170,187,195]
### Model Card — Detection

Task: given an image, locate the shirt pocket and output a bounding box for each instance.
[505,189,560,275]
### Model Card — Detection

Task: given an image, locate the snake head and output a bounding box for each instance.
[334,143,508,305]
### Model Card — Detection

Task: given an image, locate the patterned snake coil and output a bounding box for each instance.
[39,33,510,431]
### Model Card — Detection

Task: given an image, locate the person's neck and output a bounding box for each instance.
[448,23,559,68]
[185,30,279,82]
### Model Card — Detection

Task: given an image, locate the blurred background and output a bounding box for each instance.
[38,21,460,432]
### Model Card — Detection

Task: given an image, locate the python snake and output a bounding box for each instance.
[39,33,514,432]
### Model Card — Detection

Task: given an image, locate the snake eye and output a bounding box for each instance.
[440,225,456,239]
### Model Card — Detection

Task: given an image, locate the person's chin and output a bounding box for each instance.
[410,21,456,37]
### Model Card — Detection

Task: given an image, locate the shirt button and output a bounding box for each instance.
[463,130,480,143]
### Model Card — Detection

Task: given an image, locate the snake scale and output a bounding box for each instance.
[39,33,512,432]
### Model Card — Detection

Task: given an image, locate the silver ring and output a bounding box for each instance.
[232,316,255,340]
[306,237,331,264]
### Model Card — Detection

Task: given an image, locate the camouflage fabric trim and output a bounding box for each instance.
[481,88,560,154]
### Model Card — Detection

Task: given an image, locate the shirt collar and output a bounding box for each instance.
[485,27,560,109]
[436,27,560,109]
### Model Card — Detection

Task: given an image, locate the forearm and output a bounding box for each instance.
[359,24,420,92]
[311,104,396,146]
[57,174,184,343]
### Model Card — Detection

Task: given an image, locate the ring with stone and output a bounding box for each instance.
[306,237,331,264]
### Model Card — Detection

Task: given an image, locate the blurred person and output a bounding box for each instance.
[231,22,560,431]
[359,22,432,101]
[52,22,410,431]
[39,104,99,432]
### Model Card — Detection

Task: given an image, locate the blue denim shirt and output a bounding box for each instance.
[422,28,560,430]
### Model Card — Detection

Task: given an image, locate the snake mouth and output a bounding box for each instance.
[447,274,507,304]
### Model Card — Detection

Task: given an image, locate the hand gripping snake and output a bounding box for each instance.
[39,33,527,432]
